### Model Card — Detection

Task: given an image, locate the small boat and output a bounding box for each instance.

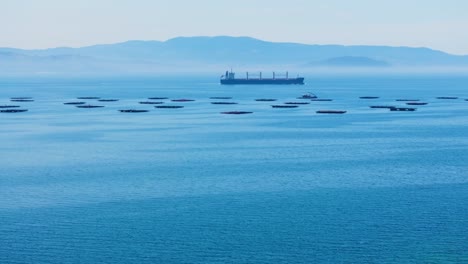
[171,99,195,102]
[1,109,28,113]
[119,109,149,113]
[271,105,299,108]
[155,105,184,109]
[316,110,346,114]
[255,99,277,102]
[148,97,168,100]
[389,107,416,111]
[139,101,164,104]
[64,102,86,105]
[297,93,317,99]
[311,99,333,101]
[77,97,100,100]
[406,102,428,106]
[75,105,104,108]
[0,105,20,108]
[436,96,458,99]
[11,99,34,102]
[211,102,238,105]
[396,99,420,102]
[284,102,310,105]
[98,99,119,102]
[221,111,253,115]
[210,97,232,99]
[360,96,379,99]
[370,105,396,109]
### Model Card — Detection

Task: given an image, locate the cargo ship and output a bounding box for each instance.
[220,70,304,85]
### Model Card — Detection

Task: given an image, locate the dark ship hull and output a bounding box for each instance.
[221,78,304,85]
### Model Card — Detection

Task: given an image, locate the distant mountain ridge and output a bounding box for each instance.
[1,36,468,74]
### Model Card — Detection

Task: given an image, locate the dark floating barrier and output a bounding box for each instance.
[64,102,86,105]
[11,99,34,102]
[98,99,119,102]
[139,101,164,104]
[436,96,458,99]
[284,102,310,105]
[311,99,333,101]
[119,109,149,113]
[406,102,428,106]
[75,105,104,108]
[171,99,195,102]
[148,97,168,100]
[211,102,238,105]
[316,110,347,114]
[0,105,20,108]
[1,109,28,113]
[210,97,232,99]
[221,111,253,115]
[155,105,184,109]
[272,105,299,108]
[77,97,100,100]
[370,105,396,109]
[255,99,277,102]
[396,99,420,102]
[360,96,379,99]
[11,97,32,100]
[389,107,416,112]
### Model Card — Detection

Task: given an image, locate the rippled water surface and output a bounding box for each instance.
[1,74,467,263]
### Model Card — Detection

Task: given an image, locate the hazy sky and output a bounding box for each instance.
[1,0,468,54]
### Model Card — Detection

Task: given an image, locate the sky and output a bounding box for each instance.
[1,0,468,55]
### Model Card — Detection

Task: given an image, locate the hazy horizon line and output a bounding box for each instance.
[2,35,466,56]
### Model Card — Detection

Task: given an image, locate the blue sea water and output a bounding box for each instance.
[0,74,467,263]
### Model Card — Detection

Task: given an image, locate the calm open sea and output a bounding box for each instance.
[1,74,467,263]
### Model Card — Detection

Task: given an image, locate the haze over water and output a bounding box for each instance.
[1,74,467,263]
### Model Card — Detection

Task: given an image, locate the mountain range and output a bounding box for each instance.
[1,36,468,75]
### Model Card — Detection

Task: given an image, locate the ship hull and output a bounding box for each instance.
[221,78,304,85]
